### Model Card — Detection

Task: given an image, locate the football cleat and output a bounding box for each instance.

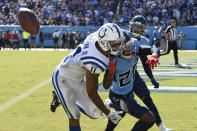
[151,79,159,88]
[175,63,181,67]
[159,123,173,131]
[50,91,60,112]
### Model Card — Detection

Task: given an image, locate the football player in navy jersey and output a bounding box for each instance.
[104,16,173,131]
[103,34,160,131]
[130,15,173,131]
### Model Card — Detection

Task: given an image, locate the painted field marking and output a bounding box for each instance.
[0,78,51,113]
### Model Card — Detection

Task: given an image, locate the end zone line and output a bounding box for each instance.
[0,78,51,113]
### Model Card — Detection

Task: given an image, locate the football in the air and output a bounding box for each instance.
[18,8,40,35]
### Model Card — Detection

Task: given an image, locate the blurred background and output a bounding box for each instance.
[0,0,196,50]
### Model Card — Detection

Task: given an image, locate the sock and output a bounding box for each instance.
[143,95,162,125]
[69,125,81,131]
[131,120,154,131]
[105,120,118,131]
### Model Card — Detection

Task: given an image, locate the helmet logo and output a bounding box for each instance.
[99,27,107,38]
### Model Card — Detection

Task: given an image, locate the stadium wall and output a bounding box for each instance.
[0,25,197,50]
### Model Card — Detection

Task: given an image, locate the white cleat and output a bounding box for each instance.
[104,99,112,109]
[159,123,173,131]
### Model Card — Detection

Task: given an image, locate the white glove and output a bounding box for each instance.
[107,111,123,124]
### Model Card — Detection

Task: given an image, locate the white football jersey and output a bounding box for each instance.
[58,32,109,81]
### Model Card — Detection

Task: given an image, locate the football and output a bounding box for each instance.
[18,8,40,35]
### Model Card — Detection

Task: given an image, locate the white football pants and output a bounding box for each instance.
[52,68,102,119]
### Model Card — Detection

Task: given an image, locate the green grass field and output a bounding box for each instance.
[0,50,197,131]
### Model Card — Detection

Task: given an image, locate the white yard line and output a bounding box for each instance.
[137,69,197,71]
[148,86,197,93]
[99,84,197,93]
[0,78,51,113]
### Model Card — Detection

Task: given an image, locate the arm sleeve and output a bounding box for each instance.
[140,55,154,79]
[138,45,160,79]
[138,45,160,56]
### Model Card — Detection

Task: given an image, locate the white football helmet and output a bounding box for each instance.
[97,23,125,56]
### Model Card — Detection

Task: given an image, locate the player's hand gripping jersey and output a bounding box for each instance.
[58,32,109,80]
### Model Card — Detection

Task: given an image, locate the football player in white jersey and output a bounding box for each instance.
[51,23,125,131]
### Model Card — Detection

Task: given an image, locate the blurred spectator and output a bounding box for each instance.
[30,34,36,49]
[18,30,23,49]
[12,28,19,50]
[87,29,94,35]
[80,31,86,42]
[62,31,68,49]
[178,31,186,50]
[75,30,82,47]
[68,29,75,49]
[0,0,196,27]
[39,29,44,48]
[153,26,162,47]
[1,0,195,26]
[22,31,30,50]
[52,29,58,49]
[4,29,11,49]
[0,29,4,50]
[58,28,63,48]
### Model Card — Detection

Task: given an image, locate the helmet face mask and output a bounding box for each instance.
[97,23,125,56]
[108,40,124,56]
[129,15,147,38]
[121,39,137,59]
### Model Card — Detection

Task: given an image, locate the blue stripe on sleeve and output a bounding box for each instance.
[80,56,107,68]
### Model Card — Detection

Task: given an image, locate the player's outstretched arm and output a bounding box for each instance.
[83,66,122,124]
[103,70,113,89]
[138,45,160,56]
[138,46,160,87]
[85,68,110,116]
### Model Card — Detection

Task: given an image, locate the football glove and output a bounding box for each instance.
[151,79,159,88]
[109,60,118,75]
[107,111,123,124]
[50,91,60,112]
[145,55,160,69]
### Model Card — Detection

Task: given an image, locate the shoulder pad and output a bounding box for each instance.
[139,36,150,46]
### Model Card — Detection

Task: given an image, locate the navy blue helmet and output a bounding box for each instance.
[129,15,147,37]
